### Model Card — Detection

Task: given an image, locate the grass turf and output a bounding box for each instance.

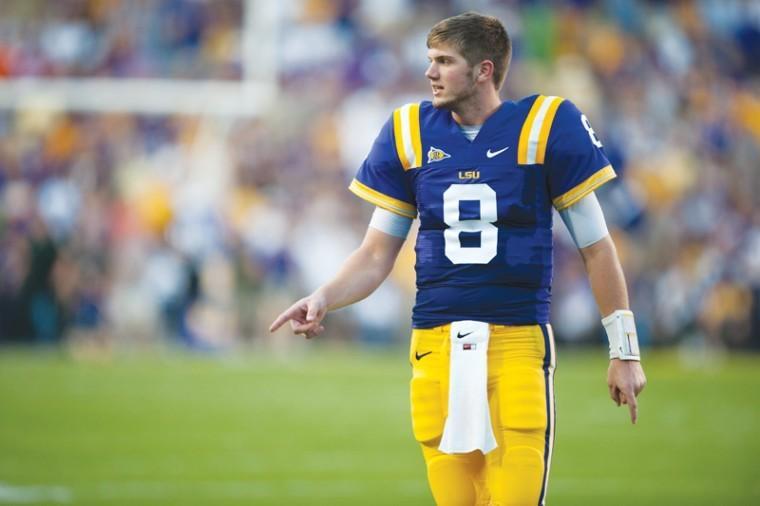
[0,345,758,505]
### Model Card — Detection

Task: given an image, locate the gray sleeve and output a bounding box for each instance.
[368,206,413,238]
[558,191,609,249]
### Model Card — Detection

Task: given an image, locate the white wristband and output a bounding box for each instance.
[602,310,640,361]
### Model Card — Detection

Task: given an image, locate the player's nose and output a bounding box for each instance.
[425,62,438,80]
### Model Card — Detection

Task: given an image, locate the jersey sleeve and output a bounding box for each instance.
[545,100,616,211]
[348,115,417,219]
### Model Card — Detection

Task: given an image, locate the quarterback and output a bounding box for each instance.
[270,12,646,506]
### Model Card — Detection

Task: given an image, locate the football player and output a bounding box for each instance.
[271,12,646,506]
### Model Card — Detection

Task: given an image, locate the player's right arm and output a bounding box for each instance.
[271,108,416,339]
[269,225,405,339]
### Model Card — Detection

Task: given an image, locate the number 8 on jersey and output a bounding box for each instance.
[443,183,498,264]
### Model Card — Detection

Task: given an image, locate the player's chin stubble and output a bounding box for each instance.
[431,77,478,111]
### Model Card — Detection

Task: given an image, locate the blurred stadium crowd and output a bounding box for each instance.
[0,0,243,79]
[0,0,758,351]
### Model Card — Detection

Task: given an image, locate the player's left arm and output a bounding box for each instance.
[578,235,647,424]
[547,98,647,424]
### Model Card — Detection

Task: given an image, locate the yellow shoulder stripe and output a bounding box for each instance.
[552,165,616,210]
[518,95,544,164]
[348,179,417,219]
[518,95,565,165]
[392,103,422,170]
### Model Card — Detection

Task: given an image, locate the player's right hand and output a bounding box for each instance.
[269,292,328,339]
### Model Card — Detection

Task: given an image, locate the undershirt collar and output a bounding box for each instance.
[459,124,481,141]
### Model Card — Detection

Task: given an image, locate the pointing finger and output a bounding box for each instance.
[269,311,293,332]
[270,300,308,332]
[626,390,638,424]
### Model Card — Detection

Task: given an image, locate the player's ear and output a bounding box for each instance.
[476,60,495,84]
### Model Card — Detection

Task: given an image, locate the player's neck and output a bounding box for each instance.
[451,90,502,127]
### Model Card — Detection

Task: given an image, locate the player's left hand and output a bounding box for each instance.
[607,359,647,424]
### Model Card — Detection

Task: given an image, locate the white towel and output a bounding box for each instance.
[439,320,498,455]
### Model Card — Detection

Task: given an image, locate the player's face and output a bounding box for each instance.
[425,45,478,110]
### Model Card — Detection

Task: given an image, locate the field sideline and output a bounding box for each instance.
[1,345,758,505]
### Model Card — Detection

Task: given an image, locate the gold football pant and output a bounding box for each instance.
[409,323,556,506]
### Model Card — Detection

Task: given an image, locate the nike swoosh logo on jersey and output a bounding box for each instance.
[415,351,432,360]
[486,146,510,158]
[456,331,473,339]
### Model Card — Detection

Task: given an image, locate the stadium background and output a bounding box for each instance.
[0,0,758,504]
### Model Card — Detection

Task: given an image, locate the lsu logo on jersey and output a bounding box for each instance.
[458,170,480,180]
[427,146,451,164]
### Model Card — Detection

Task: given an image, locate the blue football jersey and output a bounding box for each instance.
[349,95,616,328]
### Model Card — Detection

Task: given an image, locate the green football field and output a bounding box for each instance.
[0,344,758,505]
